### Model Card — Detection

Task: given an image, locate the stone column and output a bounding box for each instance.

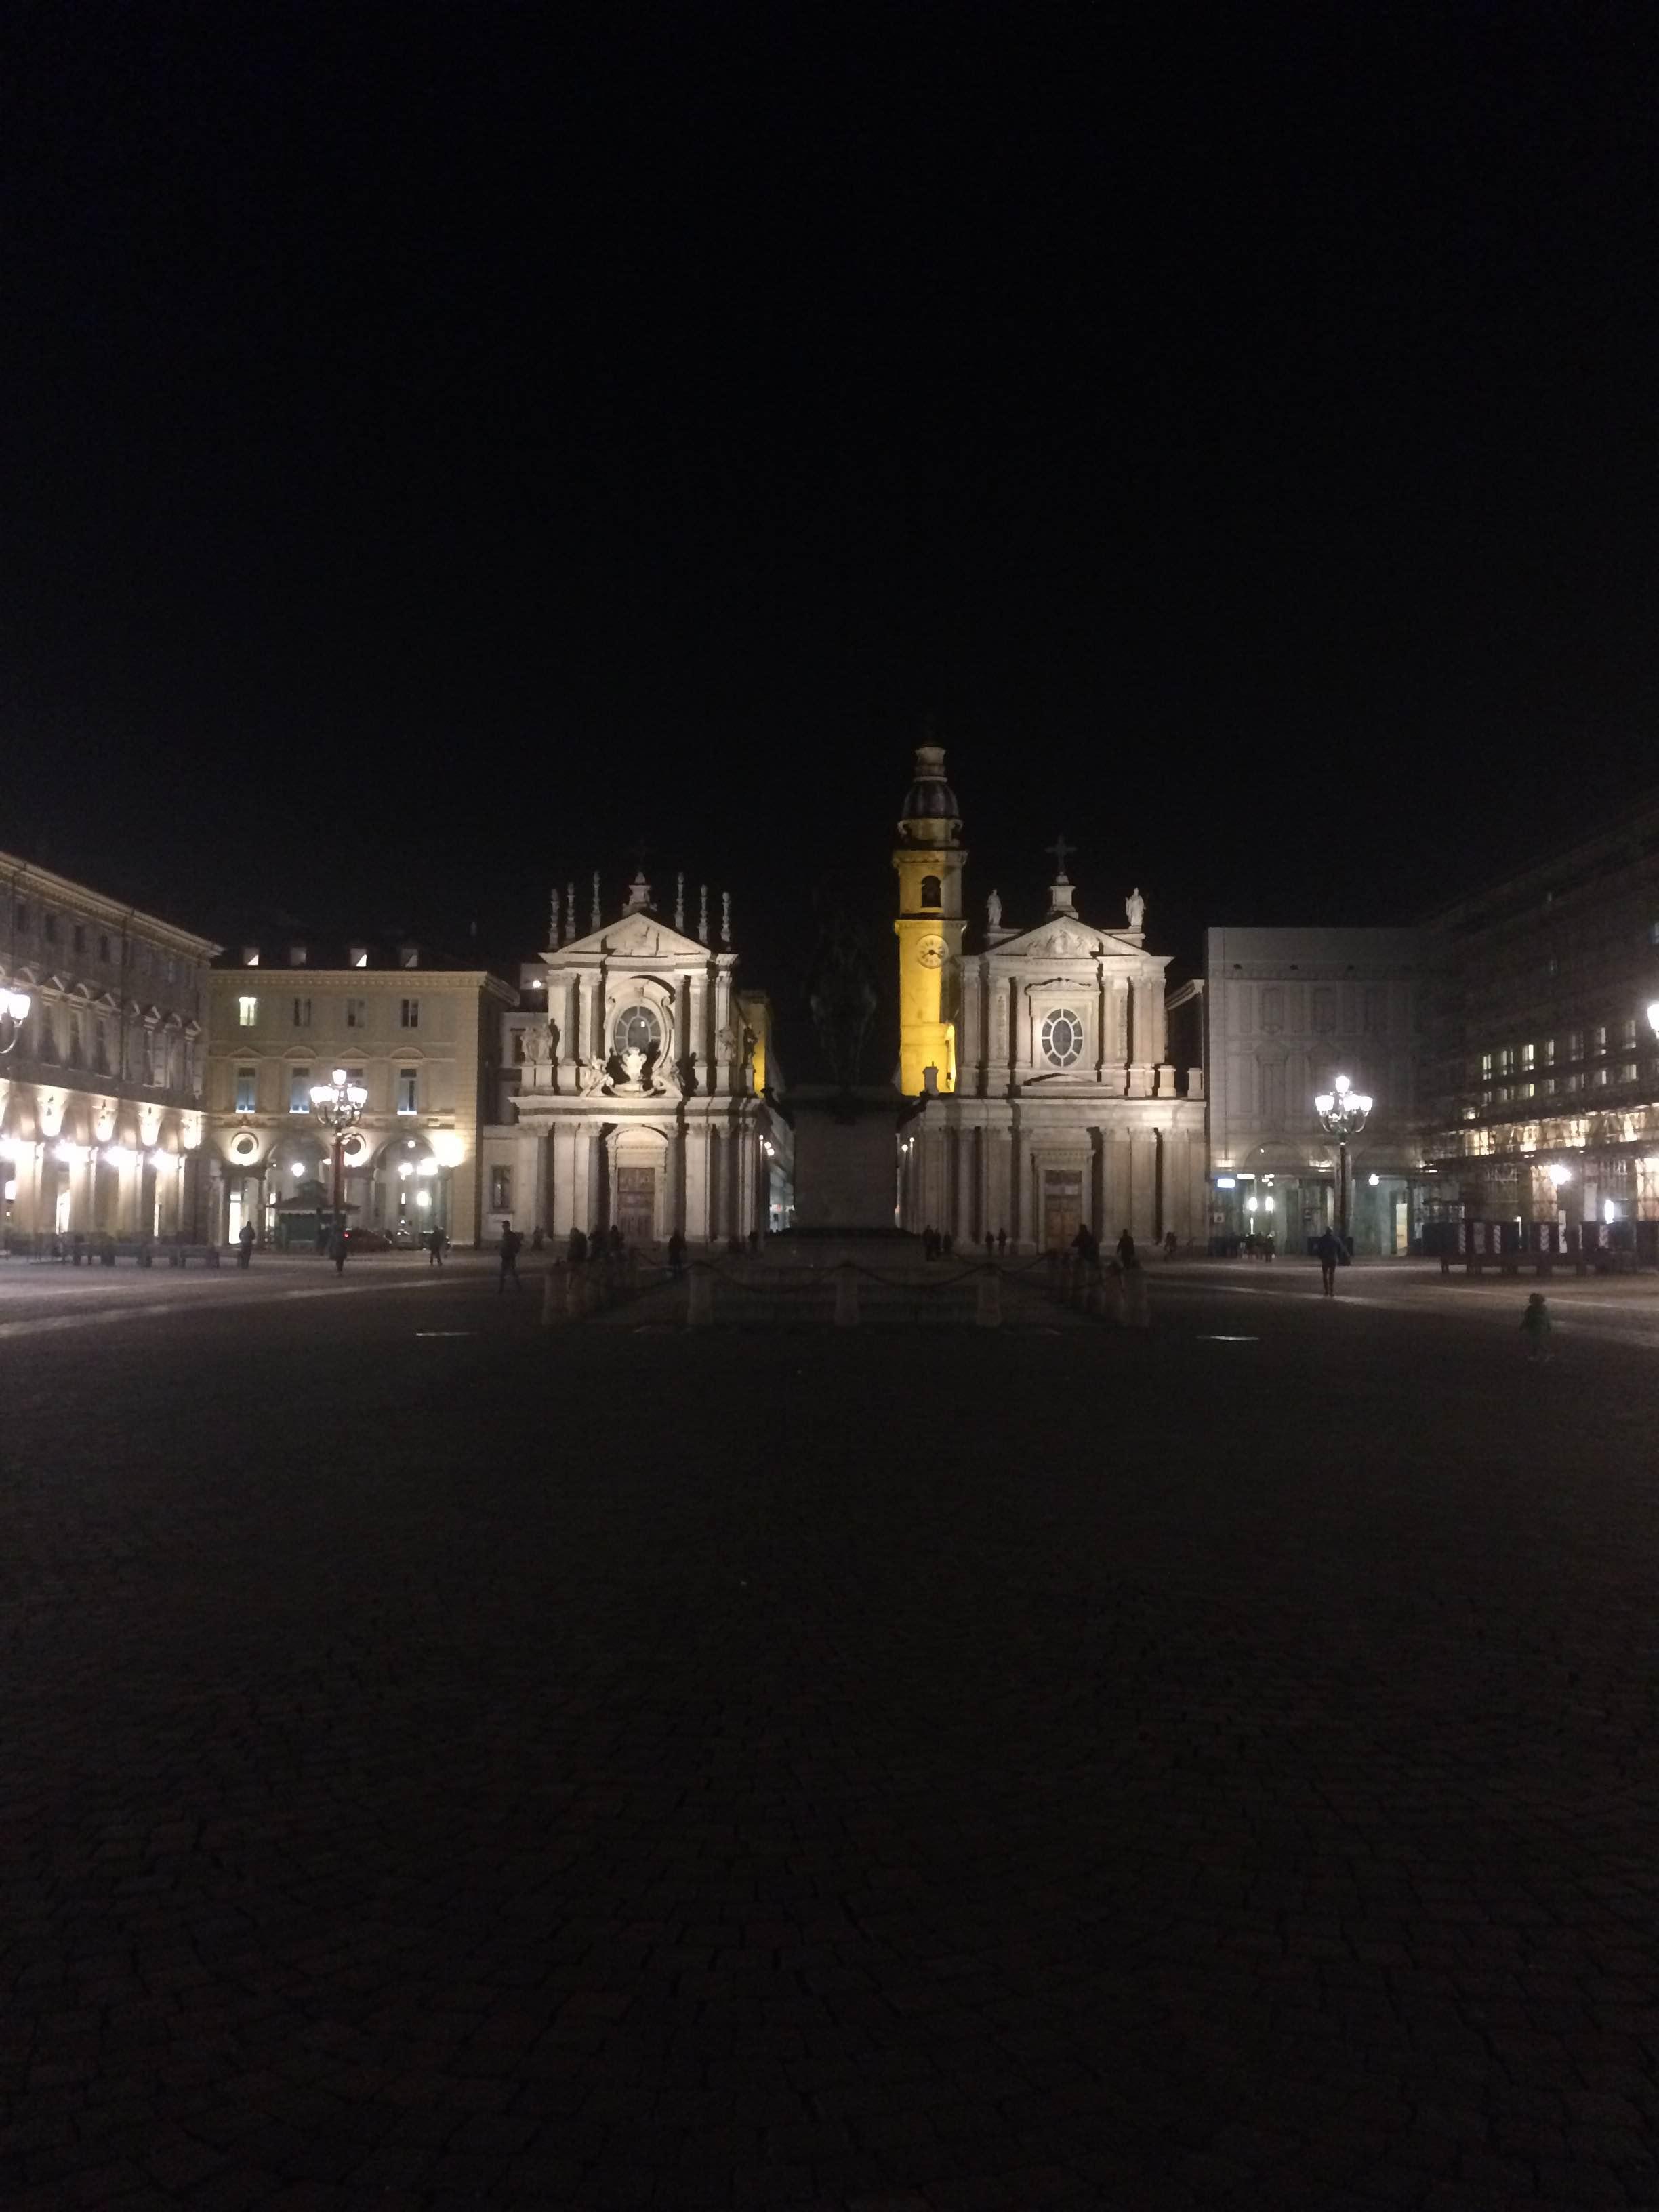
[571,1126,595,1236]
[954,1126,975,1245]
[518,1125,546,1231]
[712,969,733,1094]
[684,1120,709,1242]
[1132,1129,1159,1242]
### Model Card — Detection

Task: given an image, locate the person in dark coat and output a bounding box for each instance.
[567,1225,588,1263]
[1116,1229,1136,1268]
[328,1226,348,1277]
[499,1223,524,1292]
[426,1225,445,1268]
[237,1221,255,1269]
[1314,1225,1340,1297]
[666,1230,687,1279]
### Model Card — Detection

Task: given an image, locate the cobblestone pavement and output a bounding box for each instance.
[5,1273,1659,2207]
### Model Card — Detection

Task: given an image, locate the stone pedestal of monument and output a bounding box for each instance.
[785,1086,905,1233]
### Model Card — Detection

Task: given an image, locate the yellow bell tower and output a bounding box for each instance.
[893,743,966,1095]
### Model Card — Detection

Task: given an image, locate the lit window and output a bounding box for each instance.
[234,1067,257,1112]
[1520,1043,1534,1069]
[400,998,420,1029]
[292,996,312,1027]
[241,947,260,967]
[350,946,369,968]
[1542,1037,1555,1065]
[615,1005,661,1057]
[345,997,366,1028]
[489,1166,513,1212]
[289,1067,312,1113]
[1480,1051,1494,1080]
[1622,1061,1639,1083]
[237,996,257,1027]
[1622,1017,1638,1048]
[397,1067,418,1114]
[1040,1008,1084,1069]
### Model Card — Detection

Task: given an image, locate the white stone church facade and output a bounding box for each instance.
[894,750,1207,1250]
[479,875,783,1248]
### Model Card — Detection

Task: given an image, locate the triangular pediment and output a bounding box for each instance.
[552,909,714,964]
[988,916,1139,962]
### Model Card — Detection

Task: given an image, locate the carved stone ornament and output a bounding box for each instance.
[1033,926,1090,957]
[522,1021,552,1067]
[1126,887,1146,931]
[577,1056,611,1095]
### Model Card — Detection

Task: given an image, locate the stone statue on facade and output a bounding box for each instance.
[577,1055,609,1095]
[987,889,1002,930]
[1126,886,1146,932]
[523,1019,554,1067]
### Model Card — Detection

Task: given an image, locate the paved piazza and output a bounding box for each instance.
[5,1252,1659,2209]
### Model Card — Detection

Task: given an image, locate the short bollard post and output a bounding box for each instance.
[540,1265,560,1326]
[1122,1265,1150,1329]
[1104,1267,1126,1326]
[687,1263,714,1327]
[833,1263,859,1327]
[1086,1269,1104,1317]
[975,1267,1002,1328]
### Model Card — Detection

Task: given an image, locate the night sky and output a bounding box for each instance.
[5,5,1656,1048]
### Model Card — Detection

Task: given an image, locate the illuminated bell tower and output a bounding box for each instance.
[893,743,967,1095]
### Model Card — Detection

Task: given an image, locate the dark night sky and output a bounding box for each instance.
[4,3,1657,1049]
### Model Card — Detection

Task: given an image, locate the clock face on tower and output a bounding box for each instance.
[917,935,945,970]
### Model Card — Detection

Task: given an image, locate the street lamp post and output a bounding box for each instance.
[0,986,32,1055]
[1313,1072,1374,1250]
[309,1067,367,1241]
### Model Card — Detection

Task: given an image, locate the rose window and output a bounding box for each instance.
[1040,1008,1084,1069]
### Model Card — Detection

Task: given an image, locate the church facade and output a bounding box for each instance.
[893,747,1207,1250]
[479,872,784,1248]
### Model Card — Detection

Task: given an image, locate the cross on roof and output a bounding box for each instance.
[1046,834,1075,881]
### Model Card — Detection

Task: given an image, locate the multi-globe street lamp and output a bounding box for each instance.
[309,1067,367,1240]
[0,986,32,1054]
[1314,1072,1373,1249]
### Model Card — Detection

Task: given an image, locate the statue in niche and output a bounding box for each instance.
[1126,887,1146,933]
[987,889,1003,930]
[523,1020,552,1067]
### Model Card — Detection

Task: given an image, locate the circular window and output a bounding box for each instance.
[230,1130,258,1162]
[1041,1008,1084,1069]
[615,1005,661,1056]
[342,1132,368,1162]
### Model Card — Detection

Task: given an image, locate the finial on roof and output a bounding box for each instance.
[565,883,575,941]
[720,891,731,947]
[698,884,709,945]
[675,872,685,930]
[548,887,560,949]
[590,872,601,931]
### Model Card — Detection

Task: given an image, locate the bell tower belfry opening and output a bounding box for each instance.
[893,743,966,1096]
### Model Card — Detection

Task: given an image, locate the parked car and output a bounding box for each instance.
[345,1228,392,1252]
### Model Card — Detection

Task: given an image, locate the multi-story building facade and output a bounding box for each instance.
[205,941,516,1247]
[1420,803,1659,1248]
[0,854,220,1246]
[480,873,785,1247]
[1176,926,1431,1254]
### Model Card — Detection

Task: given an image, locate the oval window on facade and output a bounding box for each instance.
[1040,1008,1084,1069]
[230,1130,258,1161]
[615,1005,661,1057]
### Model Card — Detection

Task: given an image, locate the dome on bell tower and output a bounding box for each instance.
[898,744,961,840]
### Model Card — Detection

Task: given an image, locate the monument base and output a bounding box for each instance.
[779,1084,912,1234]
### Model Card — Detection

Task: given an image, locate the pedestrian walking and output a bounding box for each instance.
[996,1228,1006,1256]
[667,1229,687,1279]
[1116,1228,1136,1268]
[567,1225,588,1263]
[1163,1229,1178,1259]
[1521,1291,1553,1364]
[328,1226,348,1278]
[941,1230,954,1258]
[426,1224,445,1268]
[1315,1225,1340,1297]
[499,1223,524,1293]
[237,1221,255,1269]
[983,1231,994,1260]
